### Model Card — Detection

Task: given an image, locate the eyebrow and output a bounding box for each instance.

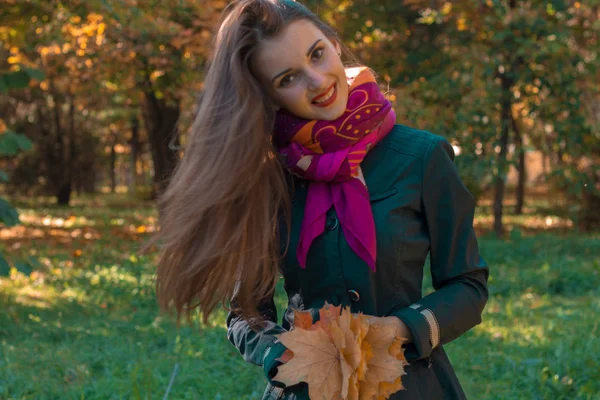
[271,39,323,84]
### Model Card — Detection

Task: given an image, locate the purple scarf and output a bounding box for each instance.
[273,67,396,272]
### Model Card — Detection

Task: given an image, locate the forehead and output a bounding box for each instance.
[254,19,327,79]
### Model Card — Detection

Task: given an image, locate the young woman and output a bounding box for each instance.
[153,0,489,399]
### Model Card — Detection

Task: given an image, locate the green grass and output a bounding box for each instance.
[1,195,599,399]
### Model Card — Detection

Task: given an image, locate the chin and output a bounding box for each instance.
[314,95,348,121]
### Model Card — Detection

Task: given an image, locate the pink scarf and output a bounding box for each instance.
[273,67,396,272]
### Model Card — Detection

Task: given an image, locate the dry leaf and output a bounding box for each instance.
[274,303,408,400]
[274,325,343,400]
[293,309,315,330]
[364,316,408,399]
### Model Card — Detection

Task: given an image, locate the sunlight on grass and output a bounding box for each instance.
[474,213,574,232]
[12,285,60,309]
[0,194,598,399]
[19,211,97,228]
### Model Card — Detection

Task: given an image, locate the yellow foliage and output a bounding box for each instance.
[441,2,452,15]
[150,70,165,81]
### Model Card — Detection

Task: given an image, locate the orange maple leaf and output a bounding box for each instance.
[274,325,344,400]
[274,303,408,400]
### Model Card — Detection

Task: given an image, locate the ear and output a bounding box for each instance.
[334,41,341,56]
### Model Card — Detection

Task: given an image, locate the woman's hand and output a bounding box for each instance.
[380,316,414,344]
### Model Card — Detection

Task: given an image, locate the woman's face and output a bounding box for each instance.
[254,19,349,121]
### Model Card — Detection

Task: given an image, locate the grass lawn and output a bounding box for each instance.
[1,194,599,399]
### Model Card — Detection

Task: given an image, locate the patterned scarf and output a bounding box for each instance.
[273,67,396,272]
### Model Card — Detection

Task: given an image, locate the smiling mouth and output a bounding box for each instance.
[312,83,337,108]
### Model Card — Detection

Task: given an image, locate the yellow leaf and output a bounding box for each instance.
[274,327,343,400]
[275,304,407,400]
[359,380,379,400]
[347,374,360,400]
[378,376,404,399]
[363,316,408,396]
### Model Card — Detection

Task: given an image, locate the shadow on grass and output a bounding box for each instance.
[0,269,268,399]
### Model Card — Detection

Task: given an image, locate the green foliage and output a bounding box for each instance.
[0,66,45,94]
[0,198,20,227]
[13,260,33,276]
[454,153,493,202]
[0,129,33,156]
[0,68,43,274]
[0,254,10,276]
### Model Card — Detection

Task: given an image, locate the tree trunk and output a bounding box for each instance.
[493,74,512,235]
[513,115,525,215]
[140,67,180,198]
[110,132,117,194]
[57,183,71,205]
[49,80,72,206]
[58,93,76,206]
[541,150,548,180]
[144,94,180,196]
[128,114,140,194]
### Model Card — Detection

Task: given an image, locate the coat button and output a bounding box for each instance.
[326,216,338,231]
[347,289,360,302]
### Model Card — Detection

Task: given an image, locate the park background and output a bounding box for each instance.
[0,0,599,399]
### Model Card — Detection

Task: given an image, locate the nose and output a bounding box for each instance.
[306,68,327,92]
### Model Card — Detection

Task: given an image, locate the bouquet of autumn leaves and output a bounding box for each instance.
[272,302,409,400]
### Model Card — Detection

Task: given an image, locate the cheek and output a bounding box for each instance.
[279,86,308,109]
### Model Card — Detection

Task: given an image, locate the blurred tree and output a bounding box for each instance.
[1,0,597,231]
[0,66,44,276]
[322,0,598,234]
[90,0,225,195]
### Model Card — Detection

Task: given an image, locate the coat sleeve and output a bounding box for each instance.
[390,136,489,363]
[226,290,288,382]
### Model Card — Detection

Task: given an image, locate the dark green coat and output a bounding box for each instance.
[227,124,489,400]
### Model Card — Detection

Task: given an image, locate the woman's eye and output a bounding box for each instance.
[279,74,295,87]
[311,47,324,61]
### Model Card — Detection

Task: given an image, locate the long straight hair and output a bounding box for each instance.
[149,0,355,329]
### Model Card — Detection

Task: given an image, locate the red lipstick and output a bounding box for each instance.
[312,83,337,108]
